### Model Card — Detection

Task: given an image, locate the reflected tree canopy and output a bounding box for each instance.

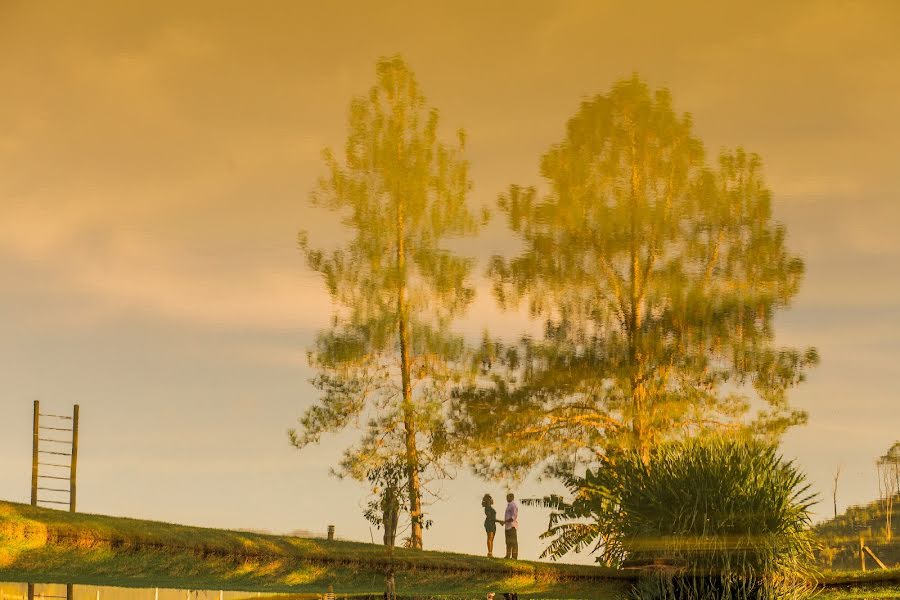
[291,56,483,549]
[452,76,818,480]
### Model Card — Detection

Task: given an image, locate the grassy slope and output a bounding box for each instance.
[813,494,899,573]
[817,583,900,599]
[0,501,632,598]
[818,567,900,587]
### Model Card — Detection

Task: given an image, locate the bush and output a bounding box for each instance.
[526,437,818,600]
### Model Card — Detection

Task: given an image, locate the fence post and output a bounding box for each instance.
[70,404,79,512]
[66,584,73,600]
[863,544,888,570]
[31,401,39,506]
[859,534,866,572]
[327,525,335,541]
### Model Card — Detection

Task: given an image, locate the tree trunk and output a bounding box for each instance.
[886,494,893,542]
[833,465,842,519]
[397,199,423,550]
[628,134,650,464]
[384,567,397,600]
[382,485,399,548]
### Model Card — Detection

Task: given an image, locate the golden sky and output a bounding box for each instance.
[1,1,899,558]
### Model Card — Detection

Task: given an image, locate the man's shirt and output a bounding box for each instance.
[505,500,519,530]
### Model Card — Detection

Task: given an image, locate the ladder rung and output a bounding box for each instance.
[38,475,70,481]
[36,499,69,505]
[38,462,70,468]
[37,486,70,493]
[39,413,73,420]
[39,426,73,432]
[38,450,72,456]
[39,438,72,444]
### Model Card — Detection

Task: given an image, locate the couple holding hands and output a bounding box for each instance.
[481,493,518,559]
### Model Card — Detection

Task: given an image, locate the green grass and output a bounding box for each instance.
[820,569,900,586]
[0,501,631,598]
[818,586,900,599]
[3,500,897,598]
[813,570,900,600]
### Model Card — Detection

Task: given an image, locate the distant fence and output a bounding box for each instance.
[31,400,80,513]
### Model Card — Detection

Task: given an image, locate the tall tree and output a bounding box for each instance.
[452,76,817,479]
[877,442,900,541]
[290,56,481,549]
[832,464,843,519]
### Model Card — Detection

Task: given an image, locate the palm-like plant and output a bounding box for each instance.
[525,438,818,599]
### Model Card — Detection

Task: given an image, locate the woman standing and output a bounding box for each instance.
[482,494,502,557]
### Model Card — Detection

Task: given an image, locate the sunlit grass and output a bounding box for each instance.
[3,499,896,598]
[0,500,630,598]
[816,582,900,599]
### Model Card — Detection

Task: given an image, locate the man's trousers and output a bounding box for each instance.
[504,527,518,559]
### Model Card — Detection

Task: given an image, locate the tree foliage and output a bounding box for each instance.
[290,56,482,548]
[361,458,433,549]
[452,75,817,479]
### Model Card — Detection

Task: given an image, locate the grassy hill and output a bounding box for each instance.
[814,494,900,571]
[0,501,632,598]
[4,499,898,596]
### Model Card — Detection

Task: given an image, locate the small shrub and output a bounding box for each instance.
[527,437,818,599]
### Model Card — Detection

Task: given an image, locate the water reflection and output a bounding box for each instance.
[291,56,484,551]
[4,584,900,600]
[0,585,273,600]
[0,587,531,600]
[277,59,888,600]
[452,75,818,483]
[0,43,895,600]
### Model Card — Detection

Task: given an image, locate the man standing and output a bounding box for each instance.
[503,492,519,559]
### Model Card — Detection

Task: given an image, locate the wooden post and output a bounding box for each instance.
[26,585,33,600]
[327,525,335,540]
[859,534,866,572]
[66,584,73,600]
[863,545,889,570]
[154,589,158,600]
[31,401,39,506]
[70,405,79,513]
